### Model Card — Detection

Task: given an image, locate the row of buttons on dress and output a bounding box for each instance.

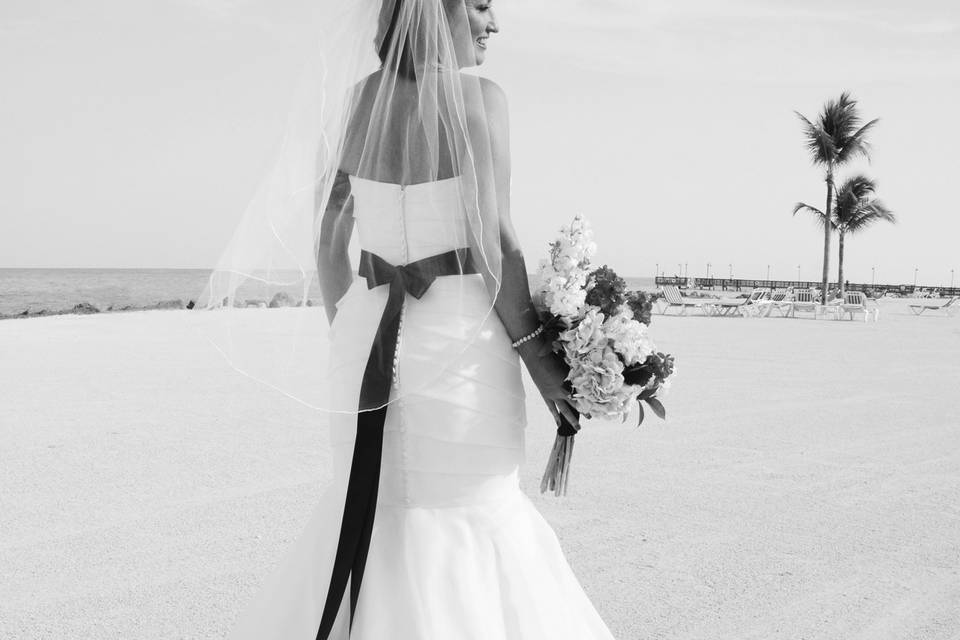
[394,185,411,506]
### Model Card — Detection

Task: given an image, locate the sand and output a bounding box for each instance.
[1,300,958,639]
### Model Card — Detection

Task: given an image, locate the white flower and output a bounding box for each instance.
[560,308,607,358]
[537,263,589,320]
[546,276,587,319]
[602,308,656,366]
[568,345,626,417]
[532,214,598,321]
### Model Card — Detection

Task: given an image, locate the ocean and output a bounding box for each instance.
[0,268,657,318]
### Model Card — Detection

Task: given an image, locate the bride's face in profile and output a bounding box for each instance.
[448,0,500,67]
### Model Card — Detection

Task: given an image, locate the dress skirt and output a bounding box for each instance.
[226,273,616,639]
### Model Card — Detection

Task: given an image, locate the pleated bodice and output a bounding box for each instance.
[327,176,525,510]
[348,175,470,265]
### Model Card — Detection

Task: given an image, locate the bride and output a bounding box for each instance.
[203,0,617,637]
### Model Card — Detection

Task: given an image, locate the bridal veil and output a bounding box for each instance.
[195,0,506,414]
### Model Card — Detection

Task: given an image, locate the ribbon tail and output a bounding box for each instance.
[317,278,404,639]
[348,406,385,628]
[315,407,384,639]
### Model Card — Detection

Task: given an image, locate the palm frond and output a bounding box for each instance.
[835,174,879,209]
[829,174,895,233]
[844,200,896,234]
[820,92,862,144]
[795,111,836,165]
[793,202,831,229]
[837,118,880,164]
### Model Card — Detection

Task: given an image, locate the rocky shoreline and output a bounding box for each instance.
[0,292,323,320]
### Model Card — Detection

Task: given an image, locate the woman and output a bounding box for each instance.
[206,0,617,637]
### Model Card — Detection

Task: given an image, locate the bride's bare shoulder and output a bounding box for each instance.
[463,76,508,130]
[480,77,508,116]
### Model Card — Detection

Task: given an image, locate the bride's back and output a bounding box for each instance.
[339,70,473,185]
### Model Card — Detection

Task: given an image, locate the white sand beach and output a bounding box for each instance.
[1,301,958,639]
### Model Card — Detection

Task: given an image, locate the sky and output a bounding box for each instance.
[1,0,958,286]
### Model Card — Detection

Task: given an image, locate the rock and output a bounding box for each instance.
[268,292,295,308]
[186,300,195,310]
[154,299,184,310]
[21,309,52,317]
[72,302,100,314]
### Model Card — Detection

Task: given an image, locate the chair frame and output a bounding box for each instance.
[658,285,712,316]
[909,296,958,317]
[756,289,790,317]
[787,290,818,319]
[839,291,877,322]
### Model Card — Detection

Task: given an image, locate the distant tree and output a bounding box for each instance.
[795,93,878,304]
[795,174,895,298]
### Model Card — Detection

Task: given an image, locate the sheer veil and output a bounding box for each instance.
[193,0,505,414]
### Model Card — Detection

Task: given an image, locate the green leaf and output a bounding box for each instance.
[645,397,666,420]
[636,400,645,426]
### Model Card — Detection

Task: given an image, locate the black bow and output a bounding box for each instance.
[315,248,478,639]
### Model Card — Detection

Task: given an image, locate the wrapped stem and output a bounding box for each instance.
[539,411,579,496]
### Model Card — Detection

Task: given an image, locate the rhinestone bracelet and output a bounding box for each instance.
[510,324,544,349]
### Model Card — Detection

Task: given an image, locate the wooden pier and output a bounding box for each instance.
[654,276,960,298]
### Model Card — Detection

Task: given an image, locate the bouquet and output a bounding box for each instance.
[532,214,676,496]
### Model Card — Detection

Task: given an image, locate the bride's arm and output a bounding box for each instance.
[316,169,355,324]
[479,79,580,429]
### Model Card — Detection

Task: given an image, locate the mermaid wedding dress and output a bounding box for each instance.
[226,175,616,639]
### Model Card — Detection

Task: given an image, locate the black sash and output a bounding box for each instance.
[315,247,479,639]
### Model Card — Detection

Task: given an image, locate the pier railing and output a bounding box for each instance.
[654,276,960,298]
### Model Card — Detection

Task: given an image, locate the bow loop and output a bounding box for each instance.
[395,264,434,300]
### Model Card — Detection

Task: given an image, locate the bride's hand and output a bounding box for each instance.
[517,338,580,430]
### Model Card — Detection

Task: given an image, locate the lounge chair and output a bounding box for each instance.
[705,288,768,317]
[755,289,789,317]
[787,289,818,319]
[839,291,876,322]
[659,285,711,316]
[909,296,958,317]
[739,288,771,317]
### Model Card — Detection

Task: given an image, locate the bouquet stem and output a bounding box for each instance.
[539,412,580,496]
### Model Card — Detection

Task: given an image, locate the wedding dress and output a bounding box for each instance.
[225,175,617,639]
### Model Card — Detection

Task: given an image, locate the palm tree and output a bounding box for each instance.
[795,92,878,304]
[794,174,895,298]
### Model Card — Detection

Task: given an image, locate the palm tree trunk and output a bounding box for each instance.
[837,231,846,299]
[821,171,834,306]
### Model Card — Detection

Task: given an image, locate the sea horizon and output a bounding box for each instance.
[0,267,660,318]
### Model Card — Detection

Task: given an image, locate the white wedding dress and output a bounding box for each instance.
[227,175,616,639]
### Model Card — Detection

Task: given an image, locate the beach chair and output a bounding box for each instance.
[787,289,818,319]
[658,285,711,316]
[707,288,767,317]
[839,291,876,322]
[772,289,793,316]
[740,288,771,317]
[909,296,958,317]
[755,289,789,317]
[823,298,843,320]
